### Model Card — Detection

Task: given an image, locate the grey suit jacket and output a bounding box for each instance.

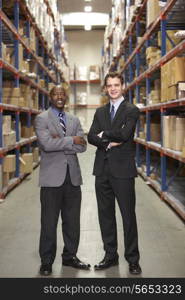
[34,107,86,187]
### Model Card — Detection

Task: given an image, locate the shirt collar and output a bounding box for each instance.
[51,106,65,117]
[110,96,124,111]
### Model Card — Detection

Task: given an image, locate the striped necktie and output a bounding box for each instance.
[58,112,66,135]
[110,105,115,122]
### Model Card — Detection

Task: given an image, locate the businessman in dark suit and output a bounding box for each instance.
[87,72,141,275]
[35,86,90,276]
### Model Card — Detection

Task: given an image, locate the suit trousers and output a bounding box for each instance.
[95,159,140,264]
[39,167,81,265]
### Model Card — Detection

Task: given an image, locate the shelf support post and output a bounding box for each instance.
[15,111,20,177]
[161,16,167,56]
[161,153,167,191]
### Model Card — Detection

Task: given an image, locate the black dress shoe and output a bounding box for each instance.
[62,256,91,270]
[129,263,142,275]
[94,256,119,270]
[40,264,52,276]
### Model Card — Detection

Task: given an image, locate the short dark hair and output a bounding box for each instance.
[104,72,124,87]
[49,85,68,98]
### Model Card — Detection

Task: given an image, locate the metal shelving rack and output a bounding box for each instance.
[0,0,68,201]
[70,64,101,111]
[106,0,185,220]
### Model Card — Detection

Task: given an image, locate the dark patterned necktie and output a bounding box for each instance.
[110,105,115,122]
[58,112,66,135]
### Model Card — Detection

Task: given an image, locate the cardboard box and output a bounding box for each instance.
[20,153,33,174]
[163,116,185,151]
[147,0,160,27]
[3,116,12,134]
[20,84,31,97]
[3,155,16,172]
[172,117,185,151]
[3,131,16,147]
[19,97,27,107]
[6,44,24,71]
[163,116,176,149]
[176,82,185,99]
[3,87,20,98]
[21,126,34,138]
[3,97,19,106]
[170,57,185,85]
[39,79,45,88]
[167,85,177,101]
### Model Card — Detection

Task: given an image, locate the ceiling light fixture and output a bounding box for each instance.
[62,13,109,26]
[84,24,92,31]
[84,0,92,2]
[84,6,92,12]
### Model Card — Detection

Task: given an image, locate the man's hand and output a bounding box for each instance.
[73,136,87,145]
[110,142,122,147]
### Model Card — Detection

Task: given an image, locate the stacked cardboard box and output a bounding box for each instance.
[147,0,160,28]
[148,79,161,104]
[2,154,16,187]
[163,116,185,151]
[3,155,16,173]
[161,57,185,102]
[146,47,161,66]
[20,153,33,174]
[21,126,34,138]
[3,116,12,134]
[2,81,39,108]
[2,116,16,147]
[176,82,185,98]
[3,87,20,106]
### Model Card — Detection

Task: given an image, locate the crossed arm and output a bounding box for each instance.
[88,107,139,150]
[34,115,87,153]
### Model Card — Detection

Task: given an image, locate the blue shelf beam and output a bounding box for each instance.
[161,16,167,56]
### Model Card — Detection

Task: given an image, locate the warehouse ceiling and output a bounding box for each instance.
[57,0,112,30]
[58,0,112,14]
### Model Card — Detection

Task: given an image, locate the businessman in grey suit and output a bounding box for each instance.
[34,85,90,276]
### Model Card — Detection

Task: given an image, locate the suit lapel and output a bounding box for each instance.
[111,100,127,126]
[65,112,73,136]
[104,103,112,128]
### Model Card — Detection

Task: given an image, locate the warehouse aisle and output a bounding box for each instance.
[0,144,184,278]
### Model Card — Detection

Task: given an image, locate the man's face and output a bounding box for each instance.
[105,77,123,101]
[50,87,66,110]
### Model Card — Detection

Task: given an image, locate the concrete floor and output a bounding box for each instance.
[0,144,184,278]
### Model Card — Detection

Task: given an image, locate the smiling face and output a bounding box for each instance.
[105,76,123,102]
[50,86,67,111]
